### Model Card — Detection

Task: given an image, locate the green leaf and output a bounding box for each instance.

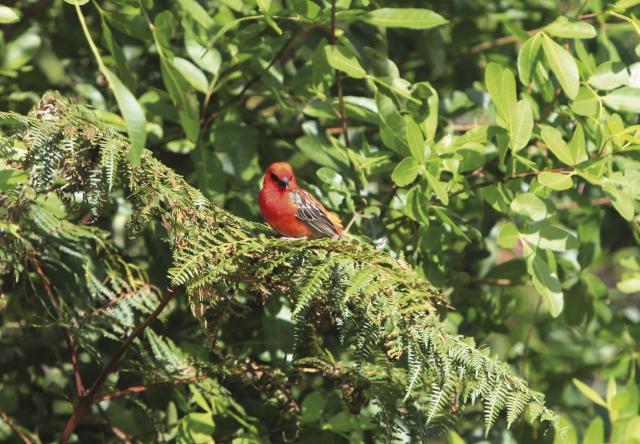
[573,379,607,407]
[323,45,366,79]
[485,63,517,128]
[542,33,580,99]
[583,417,604,444]
[301,391,327,424]
[102,10,151,41]
[177,412,215,442]
[603,87,640,113]
[511,193,549,221]
[432,207,470,242]
[571,87,601,117]
[522,223,579,252]
[2,32,41,71]
[539,172,574,190]
[617,273,640,293]
[510,100,533,151]
[607,189,635,221]
[615,0,640,12]
[545,17,597,39]
[160,59,200,142]
[568,123,589,164]
[405,116,425,163]
[101,19,135,90]
[0,5,19,23]
[256,0,283,34]
[102,67,147,164]
[184,24,221,75]
[540,126,575,166]
[392,157,420,187]
[376,93,410,155]
[553,415,578,444]
[528,251,564,317]
[176,0,214,30]
[497,223,520,249]
[589,62,630,90]
[425,171,448,205]
[404,185,430,223]
[172,57,209,93]
[360,8,448,29]
[0,169,28,191]
[518,33,542,85]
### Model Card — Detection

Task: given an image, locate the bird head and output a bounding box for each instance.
[264,162,296,190]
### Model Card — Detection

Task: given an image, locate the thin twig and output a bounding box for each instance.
[60,288,177,444]
[469,12,601,53]
[521,297,542,378]
[33,258,85,398]
[445,167,571,201]
[0,408,33,444]
[97,375,210,402]
[201,29,302,132]
[538,87,562,123]
[557,197,610,210]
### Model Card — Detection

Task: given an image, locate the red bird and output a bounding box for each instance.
[259,162,343,239]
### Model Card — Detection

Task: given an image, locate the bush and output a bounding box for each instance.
[0,1,639,442]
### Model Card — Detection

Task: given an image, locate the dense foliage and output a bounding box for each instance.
[1,0,640,443]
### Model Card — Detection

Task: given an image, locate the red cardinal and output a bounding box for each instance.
[259,162,343,239]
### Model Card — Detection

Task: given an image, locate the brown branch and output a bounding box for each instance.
[469,12,601,53]
[329,0,337,45]
[59,288,177,444]
[557,197,611,210]
[0,408,33,444]
[201,29,301,132]
[97,374,210,402]
[32,258,85,398]
[453,167,571,199]
[64,333,85,397]
[538,87,562,123]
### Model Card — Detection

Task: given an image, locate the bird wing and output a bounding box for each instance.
[289,189,341,238]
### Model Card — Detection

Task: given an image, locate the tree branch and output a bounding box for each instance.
[97,375,210,402]
[0,408,33,444]
[33,258,85,398]
[59,288,177,444]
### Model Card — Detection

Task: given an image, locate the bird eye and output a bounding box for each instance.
[270,172,280,183]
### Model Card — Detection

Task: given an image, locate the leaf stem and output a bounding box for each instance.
[75,4,107,72]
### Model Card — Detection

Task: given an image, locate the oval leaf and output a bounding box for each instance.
[589,62,630,91]
[542,34,579,100]
[511,193,549,221]
[528,251,564,317]
[603,87,640,113]
[360,8,448,29]
[172,57,209,93]
[497,223,520,249]
[0,5,19,23]
[391,157,420,187]
[539,172,574,190]
[545,17,597,39]
[323,45,366,79]
[518,34,542,85]
[540,126,575,166]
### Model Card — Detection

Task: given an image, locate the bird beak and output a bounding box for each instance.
[282,177,289,188]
